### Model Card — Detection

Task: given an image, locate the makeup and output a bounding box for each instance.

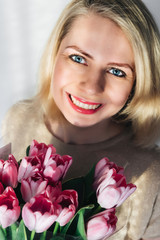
[67,93,102,114]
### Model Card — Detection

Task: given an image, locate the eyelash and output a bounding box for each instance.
[69,54,126,78]
[108,68,126,78]
[69,54,87,65]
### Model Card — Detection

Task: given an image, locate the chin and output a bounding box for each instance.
[63,112,102,128]
[68,118,99,128]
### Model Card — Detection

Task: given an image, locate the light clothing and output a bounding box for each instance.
[2,98,160,240]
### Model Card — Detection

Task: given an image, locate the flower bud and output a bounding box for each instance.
[86,209,117,240]
[0,187,20,228]
[22,192,60,233]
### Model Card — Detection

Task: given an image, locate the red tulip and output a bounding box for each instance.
[86,209,117,240]
[0,155,18,188]
[22,192,60,233]
[0,187,20,228]
[56,190,78,226]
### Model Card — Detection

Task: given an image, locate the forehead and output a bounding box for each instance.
[65,13,128,42]
[59,14,134,67]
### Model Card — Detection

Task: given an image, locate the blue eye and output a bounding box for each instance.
[109,68,126,77]
[70,55,86,64]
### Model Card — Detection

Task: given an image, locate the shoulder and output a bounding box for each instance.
[127,139,160,184]
[106,128,160,181]
[3,98,41,120]
[2,98,40,130]
[1,97,51,160]
[1,97,44,144]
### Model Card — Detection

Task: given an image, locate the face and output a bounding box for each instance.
[51,14,135,127]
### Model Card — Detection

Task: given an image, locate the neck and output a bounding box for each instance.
[44,114,124,145]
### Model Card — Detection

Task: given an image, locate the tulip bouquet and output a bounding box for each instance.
[0,140,136,240]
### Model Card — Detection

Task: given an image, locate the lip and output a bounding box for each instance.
[67,93,103,114]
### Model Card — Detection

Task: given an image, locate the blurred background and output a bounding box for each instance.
[0,0,160,138]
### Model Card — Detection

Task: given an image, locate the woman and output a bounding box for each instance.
[2,0,160,239]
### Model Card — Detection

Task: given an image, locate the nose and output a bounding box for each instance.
[78,69,105,95]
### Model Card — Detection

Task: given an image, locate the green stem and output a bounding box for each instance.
[40,231,47,240]
[0,226,7,240]
[30,230,36,240]
[53,222,59,236]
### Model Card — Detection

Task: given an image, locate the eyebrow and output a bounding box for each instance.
[108,62,135,73]
[65,45,134,72]
[65,45,94,59]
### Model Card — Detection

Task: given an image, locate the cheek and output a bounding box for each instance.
[52,60,73,92]
[51,66,65,95]
[108,83,132,106]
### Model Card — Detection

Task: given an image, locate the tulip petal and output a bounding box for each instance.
[87,216,109,240]
[22,204,36,231]
[34,212,57,233]
[87,209,117,240]
[116,184,137,207]
[56,205,76,226]
[1,207,20,228]
[98,186,121,209]
[0,205,7,216]
[43,147,52,166]
[21,180,32,202]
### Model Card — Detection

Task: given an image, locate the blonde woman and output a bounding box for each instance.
[2,0,160,239]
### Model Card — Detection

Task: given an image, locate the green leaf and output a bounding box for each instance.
[62,177,85,207]
[26,145,30,156]
[60,204,94,236]
[84,164,96,203]
[16,220,29,240]
[6,222,19,239]
[75,211,87,240]
[0,226,6,240]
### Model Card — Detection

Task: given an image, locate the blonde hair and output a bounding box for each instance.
[37,0,160,148]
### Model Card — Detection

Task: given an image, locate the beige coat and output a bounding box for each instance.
[2,99,160,240]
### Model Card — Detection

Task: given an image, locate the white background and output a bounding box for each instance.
[0,0,160,138]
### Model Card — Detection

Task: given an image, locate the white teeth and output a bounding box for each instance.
[70,95,101,110]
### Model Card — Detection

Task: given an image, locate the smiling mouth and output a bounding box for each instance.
[68,93,102,114]
[70,95,101,110]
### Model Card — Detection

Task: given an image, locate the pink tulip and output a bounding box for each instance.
[96,168,136,209]
[94,158,124,190]
[0,155,18,188]
[21,174,48,202]
[29,140,56,158]
[0,187,20,228]
[86,209,117,240]
[22,192,60,233]
[18,156,42,182]
[43,152,72,183]
[56,190,78,226]
[18,141,72,185]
